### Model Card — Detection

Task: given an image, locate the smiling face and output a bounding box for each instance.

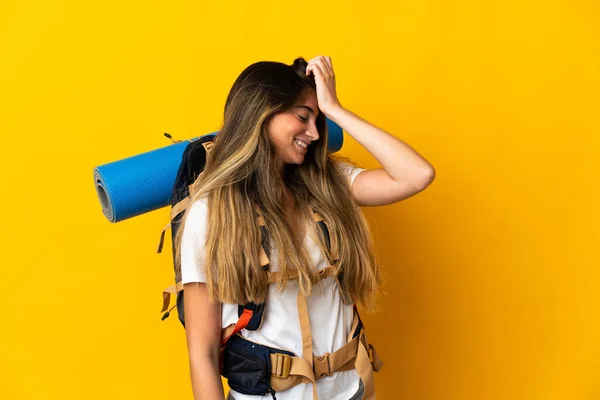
[267,89,321,166]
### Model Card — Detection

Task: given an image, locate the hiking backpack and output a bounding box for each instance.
[155,135,383,399]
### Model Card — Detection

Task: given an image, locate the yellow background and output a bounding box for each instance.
[1,0,598,399]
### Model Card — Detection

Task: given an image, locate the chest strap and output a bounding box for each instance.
[229,305,382,399]
[266,265,337,284]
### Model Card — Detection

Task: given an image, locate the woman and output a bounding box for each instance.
[173,56,435,400]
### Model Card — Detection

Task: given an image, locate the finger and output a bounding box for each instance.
[312,56,327,67]
[309,57,330,76]
[317,57,330,74]
[308,56,326,67]
[306,63,321,77]
[310,63,325,80]
[306,63,315,76]
[306,58,319,75]
[321,57,333,76]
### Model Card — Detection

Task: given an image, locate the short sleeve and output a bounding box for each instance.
[337,162,366,187]
[180,197,209,284]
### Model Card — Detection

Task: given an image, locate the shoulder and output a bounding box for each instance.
[186,196,209,219]
[334,160,366,187]
[182,196,210,238]
[180,196,210,284]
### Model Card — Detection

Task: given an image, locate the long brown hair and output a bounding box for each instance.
[173,57,381,310]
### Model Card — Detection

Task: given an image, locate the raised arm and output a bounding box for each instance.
[329,106,436,206]
[306,55,436,207]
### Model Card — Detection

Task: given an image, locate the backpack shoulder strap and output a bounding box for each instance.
[158,136,215,321]
[156,139,215,254]
[311,210,339,263]
[255,206,271,269]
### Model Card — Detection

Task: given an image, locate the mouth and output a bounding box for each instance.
[294,138,309,150]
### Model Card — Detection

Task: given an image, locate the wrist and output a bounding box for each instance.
[323,104,346,121]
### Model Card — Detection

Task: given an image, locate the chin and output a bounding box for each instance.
[284,154,305,165]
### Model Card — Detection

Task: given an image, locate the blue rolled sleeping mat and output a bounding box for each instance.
[94,119,344,223]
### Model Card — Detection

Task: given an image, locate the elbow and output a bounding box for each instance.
[415,166,436,191]
[187,338,221,371]
[189,346,221,366]
[188,348,221,373]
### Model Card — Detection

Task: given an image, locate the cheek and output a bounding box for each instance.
[269,132,288,150]
[268,119,300,147]
[266,120,283,145]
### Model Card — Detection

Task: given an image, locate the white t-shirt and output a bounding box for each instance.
[181,163,365,400]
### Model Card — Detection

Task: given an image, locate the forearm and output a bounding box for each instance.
[326,106,435,182]
[189,356,225,400]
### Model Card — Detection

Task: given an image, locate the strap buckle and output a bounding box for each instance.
[368,343,384,372]
[313,352,332,378]
[272,353,292,378]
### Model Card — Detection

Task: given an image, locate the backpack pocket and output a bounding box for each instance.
[221,334,294,396]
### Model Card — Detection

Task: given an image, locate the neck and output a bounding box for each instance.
[278,159,286,179]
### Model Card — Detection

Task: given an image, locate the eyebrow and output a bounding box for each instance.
[295,105,319,116]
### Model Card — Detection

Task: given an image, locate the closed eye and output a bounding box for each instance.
[297,115,308,122]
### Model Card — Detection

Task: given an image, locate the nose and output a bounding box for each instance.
[306,124,320,142]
